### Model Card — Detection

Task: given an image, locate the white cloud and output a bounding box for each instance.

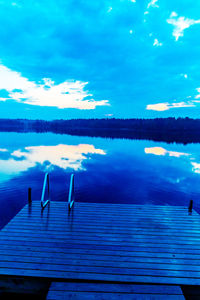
[129,29,133,34]
[107,7,112,13]
[167,13,200,41]
[146,101,195,111]
[180,73,188,79]
[170,12,178,18]
[105,114,113,117]
[147,0,159,9]
[11,2,21,7]
[0,64,110,110]
[146,103,169,111]
[153,38,163,46]
[195,87,200,99]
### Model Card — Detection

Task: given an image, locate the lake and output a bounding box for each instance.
[0,131,200,228]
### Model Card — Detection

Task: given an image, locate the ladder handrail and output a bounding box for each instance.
[41,173,50,208]
[68,174,75,209]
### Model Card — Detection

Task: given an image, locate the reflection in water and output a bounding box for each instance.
[145,147,190,158]
[0,133,200,227]
[0,144,106,176]
[144,146,200,177]
[1,131,200,230]
[191,162,200,174]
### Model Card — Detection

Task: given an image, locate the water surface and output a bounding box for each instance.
[0,131,200,228]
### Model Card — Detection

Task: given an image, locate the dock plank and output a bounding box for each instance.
[47,282,184,299]
[0,201,199,289]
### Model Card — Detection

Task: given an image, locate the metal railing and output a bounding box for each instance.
[41,173,50,208]
[68,174,75,209]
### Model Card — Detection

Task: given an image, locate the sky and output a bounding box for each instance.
[0,0,200,120]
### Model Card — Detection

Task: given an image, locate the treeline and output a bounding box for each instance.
[0,117,200,144]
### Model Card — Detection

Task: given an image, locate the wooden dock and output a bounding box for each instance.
[0,201,200,298]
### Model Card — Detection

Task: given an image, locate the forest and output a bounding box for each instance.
[0,117,200,144]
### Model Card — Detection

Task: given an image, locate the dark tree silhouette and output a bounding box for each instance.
[0,117,200,144]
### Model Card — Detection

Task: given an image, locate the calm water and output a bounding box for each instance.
[1,131,200,228]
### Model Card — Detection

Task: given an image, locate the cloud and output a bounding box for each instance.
[0,144,106,175]
[105,113,113,117]
[147,0,159,9]
[180,73,188,79]
[0,1,200,119]
[195,88,200,99]
[145,147,189,158]
[167,13,200,41]
[170,12,178,18]
[146,101,196,111]
[153,38,163,46]
[146,103,169,111]
[0,64,110,110]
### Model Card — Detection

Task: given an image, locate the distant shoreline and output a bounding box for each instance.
[0,118,200,144]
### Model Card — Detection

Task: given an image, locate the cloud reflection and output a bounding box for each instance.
[0,144,106,175]
[191,162,200,174]
[145,147,190,158]
[144,146,200,175]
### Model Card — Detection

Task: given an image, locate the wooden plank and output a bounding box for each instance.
[20,204,191,211]
[47,282,184,299]
[18,217,198,226]
[1,260,200,279]
[5,222,200,234]
[1,234,200,249]
[0,254,200,272]
[0,243,199,260]
[0,249,199,266]
[0,267,200,285]
[29,202,187,209]
[4,226,200,239]
[14,209,200,220]
[1,239,200,255]
[14,217,200,227]
[18,205,194,214]
[4,227,200,240]
[19,202,195,210]
[46,291,184,299]
[48,282,183,294]
[24,210,193,218]
[1,229,200,244]
[6,205,199,219]
[7,219,200,231]
[10,213,200,223]
[23,204,189,211]
[7,221,200,233]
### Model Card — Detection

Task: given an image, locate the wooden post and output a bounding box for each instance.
[28,187,32,203]
[188,200,193,214]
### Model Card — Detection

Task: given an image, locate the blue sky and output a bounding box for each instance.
[0,0,200,119]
